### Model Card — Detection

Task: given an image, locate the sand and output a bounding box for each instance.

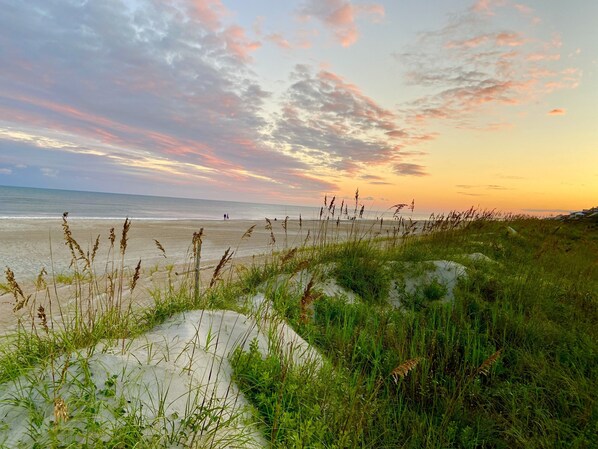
[0,218,279,330]
[0,217,402,333]
[0,305,322,448]
[0,216,407,280]
[0,218,304,279]
[0,217,335,447]
[0,218,469,447]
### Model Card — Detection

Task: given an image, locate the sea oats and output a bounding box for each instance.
[209,248,234,288]
[390,357,422,383]
[300,277,320,325]
[154,239,167,258]
[6,267,30,312]
[241,224,256,240]
[130,259,141,292]
[477,349,502,377]
[120,218,131,255]
[90,234,101,263]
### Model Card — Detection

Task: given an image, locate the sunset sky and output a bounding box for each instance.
[0,0,596,215]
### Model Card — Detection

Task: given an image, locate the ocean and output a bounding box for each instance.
[0,185,321,221]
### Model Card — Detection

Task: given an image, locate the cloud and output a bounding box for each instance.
[0,168,12,175]
[266,33,292,49]
[271,65,418,173]
[548,108,566,115]
[393,163,428,177]
[360,174,384,180]
[188,0,228,31]
[397,1,581,128]
[471,0,512,16]
[454,184,513,198]
[456,184,510,190]
[299,0,384,47]
[513,3,533,15]
[221,25,261,61]
[0,0,343,201]
[41,167,58,177]
[360,174,392,185]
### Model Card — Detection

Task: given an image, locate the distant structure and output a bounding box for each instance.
[556,206,598,222]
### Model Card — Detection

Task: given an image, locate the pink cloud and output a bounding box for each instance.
[472,0,506,16]
[300,0,384,47]
[398,1,581,129]
[189,0,228,31]
[357,4,385,21]
[1,0,351,200]
[473,0,539,22]
[447,32,524,50]
[548,108,566,116]
[526,53,560,62]
[514,3,533,15]
[495,32,525,47]
[221,25,261,61]
[0,93,244,175]
[450,35,490,49]
[266,33,292,49]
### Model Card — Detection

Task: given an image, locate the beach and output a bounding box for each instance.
[0,217,402,332]
[0,217,406,279]
[1,218,284,278]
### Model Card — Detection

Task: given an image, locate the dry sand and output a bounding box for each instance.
[0,218,285,331]
[0,217,400,333]
[0,218,300,279]
[0,217,403,280]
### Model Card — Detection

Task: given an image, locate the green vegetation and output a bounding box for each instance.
[0,207,596,448]
[331,242,390,304]
[234,216,598,448]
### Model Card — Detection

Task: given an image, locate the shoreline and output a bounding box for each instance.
[0,217,408,281]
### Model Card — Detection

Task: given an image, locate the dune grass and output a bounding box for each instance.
[232,216,597,448]
[0,205,596,448]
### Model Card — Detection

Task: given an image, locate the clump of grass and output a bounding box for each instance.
[332,242,390,304]
[422,278,448,301]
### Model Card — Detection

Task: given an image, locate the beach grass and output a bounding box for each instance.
[0,205,596,448]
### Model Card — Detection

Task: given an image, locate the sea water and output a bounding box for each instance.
[0,185,320,220]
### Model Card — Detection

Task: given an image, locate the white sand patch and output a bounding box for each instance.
[389,260,467,308]
[0,308,322,448]
[259,266,356,304]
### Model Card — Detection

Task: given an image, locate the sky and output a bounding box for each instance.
[0,0,596,215]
